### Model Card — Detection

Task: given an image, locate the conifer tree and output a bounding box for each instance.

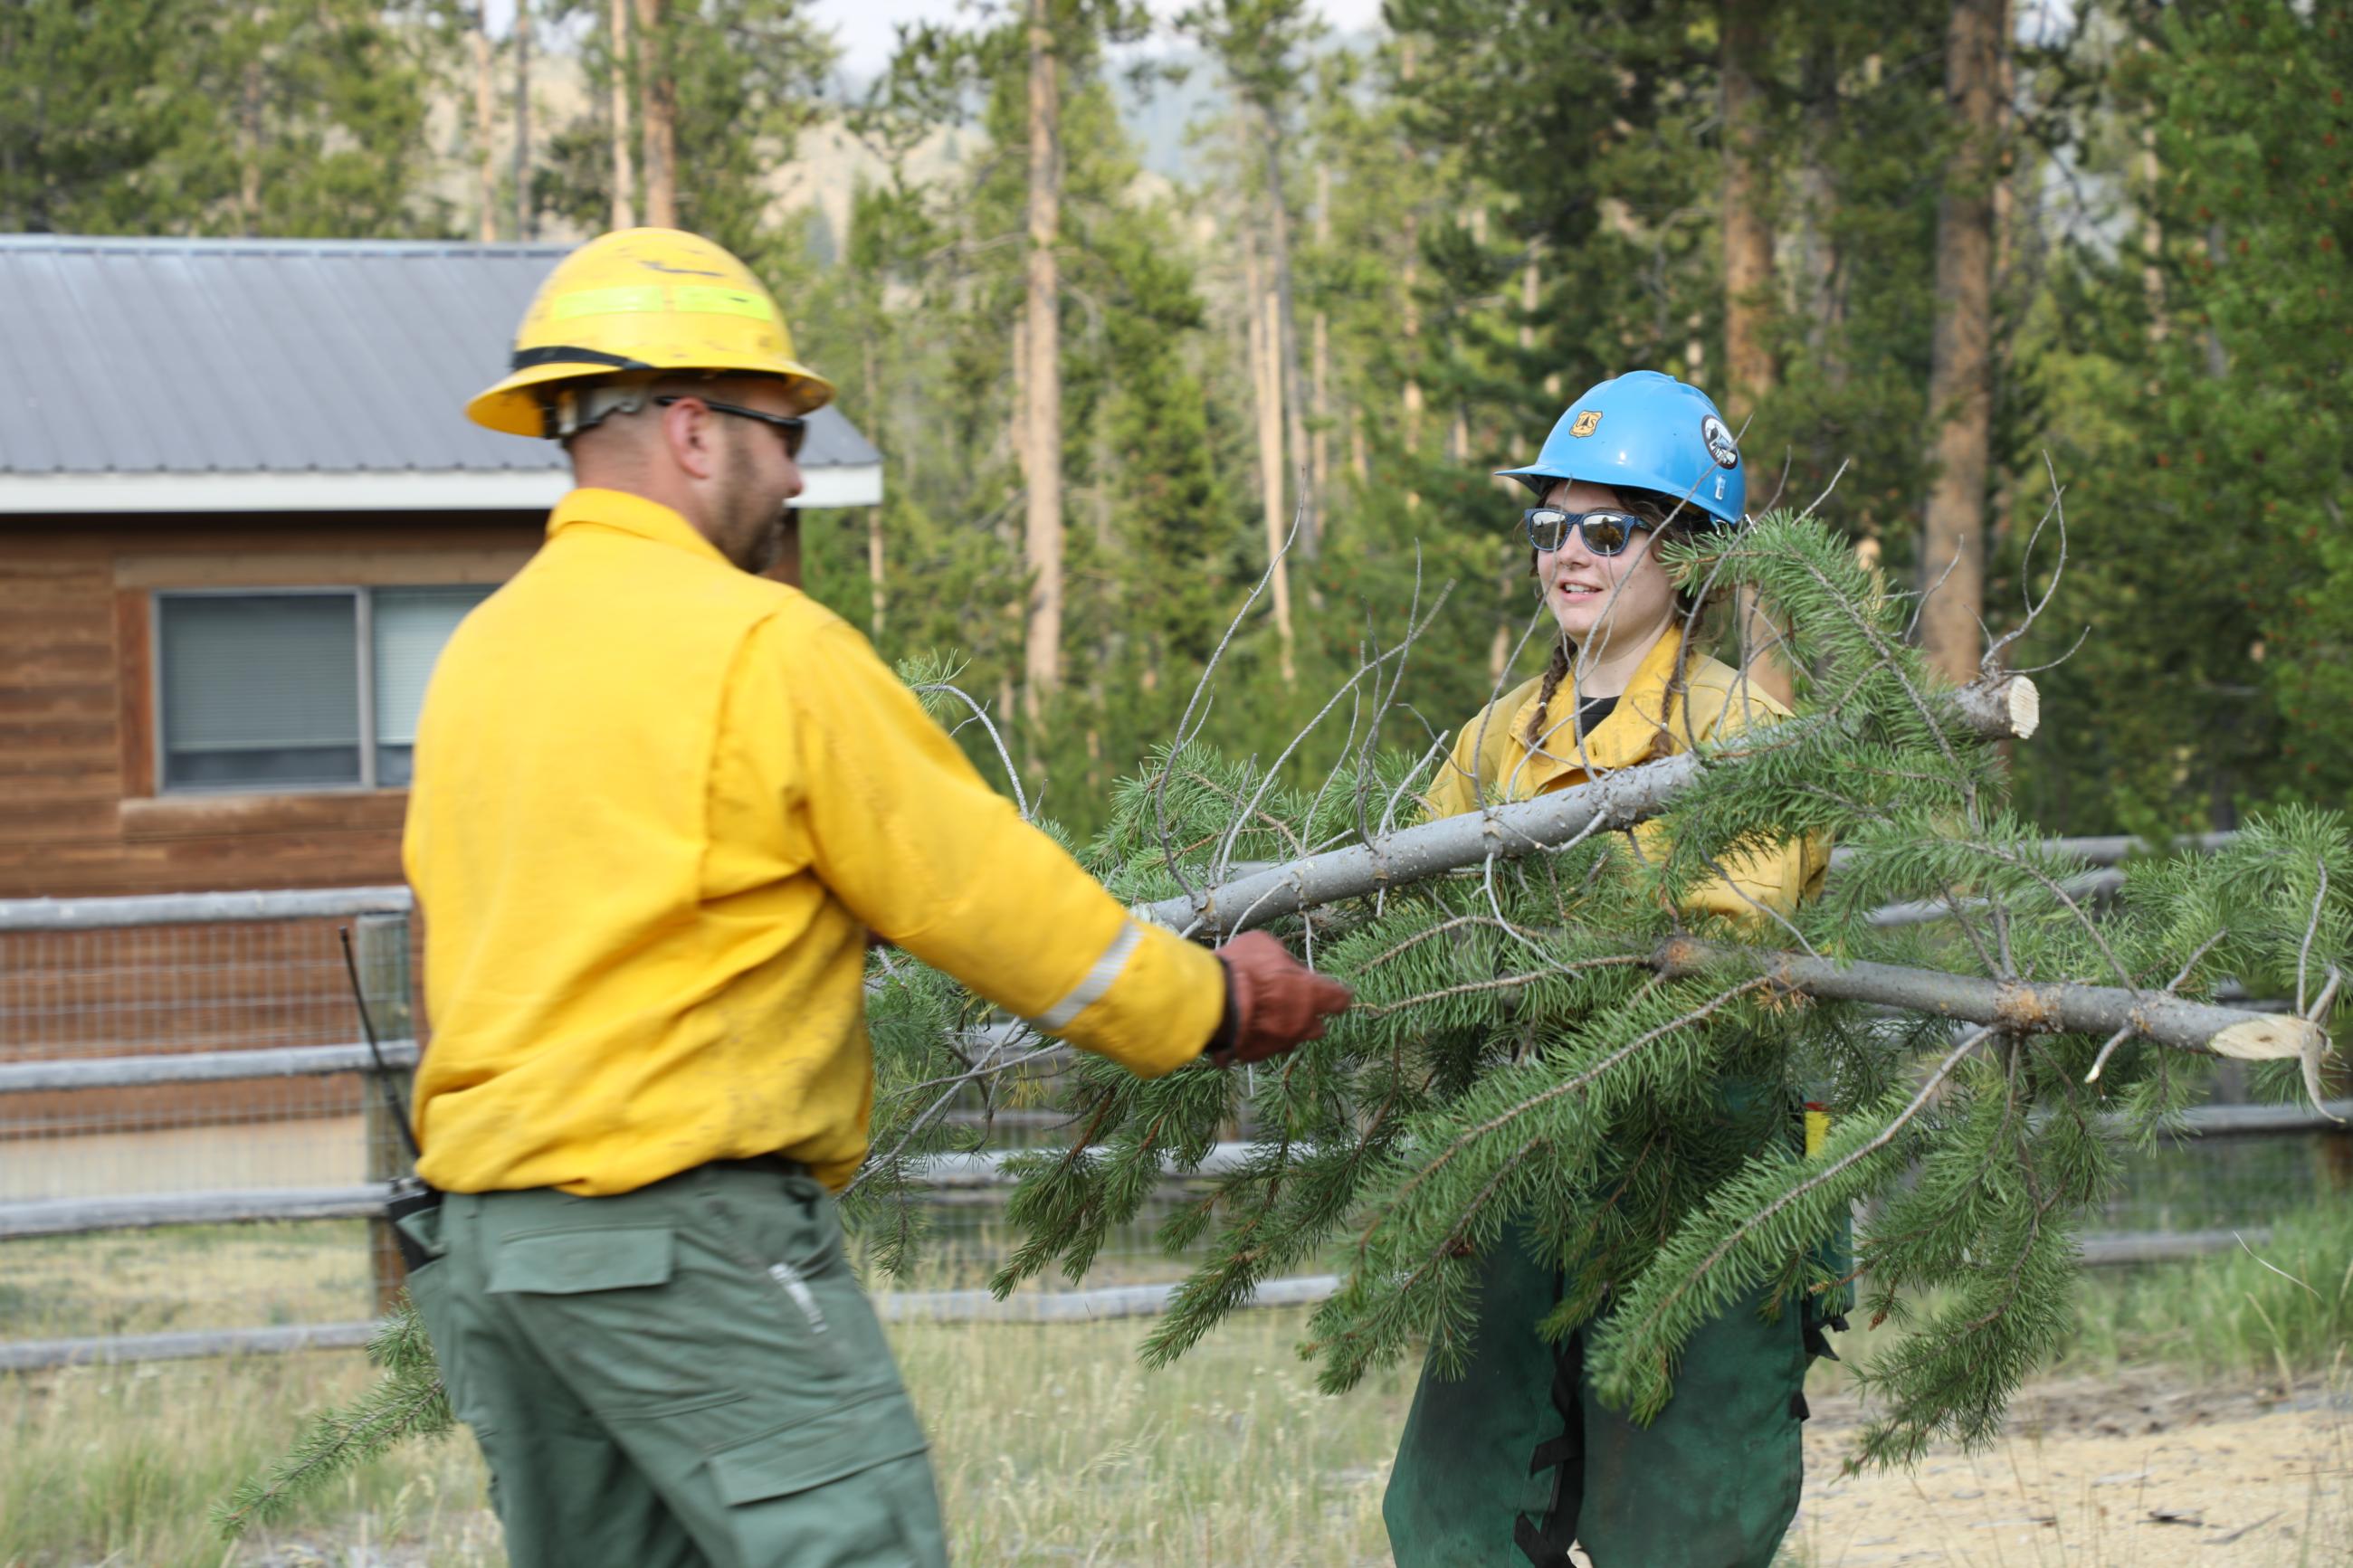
[221,512,2347,1529]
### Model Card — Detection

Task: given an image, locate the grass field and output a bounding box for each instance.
[3,1200,2348,1567]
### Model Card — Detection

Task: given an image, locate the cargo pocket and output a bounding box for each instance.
[705,1389,943,1567]
[487,1226,675,1296]
[485,1225,747,1424]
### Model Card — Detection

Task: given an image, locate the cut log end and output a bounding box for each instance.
[2207,1014,2344,1123]
[2006,677,2040,740]
[1950,673,2041,741]
[2207,1014,2321,1062]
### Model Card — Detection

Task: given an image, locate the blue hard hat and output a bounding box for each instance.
[1496,370,1747,527]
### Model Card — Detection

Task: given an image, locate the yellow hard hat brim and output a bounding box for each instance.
[465,353,837,439]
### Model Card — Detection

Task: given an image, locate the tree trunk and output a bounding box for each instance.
[1721,0,1776,426]
[864,337,885,642]
[1244,235,1298,688]
[513,0,533,240]
[239,52,263,236]
[1918,0,2006,685]
[608,0,636,229]
[1311,162,1332,527]
[1796,30,1843,380]
[1138,671,2042,934]
[1260,109,1314,560]
[1020,0,1063,723]
[1720,9,1795,708]
[1398,39,1422,514]
[634,0,677,227]
[472,3,499,241]
[1653,938,2329,1072]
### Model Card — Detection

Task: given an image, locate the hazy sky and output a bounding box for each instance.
[484,0,1388,82]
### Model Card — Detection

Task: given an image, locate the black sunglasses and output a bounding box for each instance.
[653,394,807,460]
[1522,508,1652,556]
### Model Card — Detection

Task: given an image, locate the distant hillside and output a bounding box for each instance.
[437,32,1375,249]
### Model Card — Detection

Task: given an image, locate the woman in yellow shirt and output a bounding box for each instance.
[1384,371,1832,1568]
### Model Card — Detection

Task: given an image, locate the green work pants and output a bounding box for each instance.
[398,1161,949,1568]
[1383,1233,1815,1568]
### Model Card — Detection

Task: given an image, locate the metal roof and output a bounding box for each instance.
[0,234,878,499]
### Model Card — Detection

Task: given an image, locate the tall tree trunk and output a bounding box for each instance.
[1720,12,1796,707]
[1310,162,1332,530]
[1796,32,1843,373]
[1244,234,1298,688]
[1020,0,1063,723]
[608,0,636,229]
[864,336,885,642]
[634,0,677,227]
[1260,109,1314,559]
[473,3,499,241]
[513,0,533,240]
[1720,0,1776,426]
[2138,37,2165,345]
[239,50,263,236]
[1398,38,1422,514]
[1919,0,2006,685]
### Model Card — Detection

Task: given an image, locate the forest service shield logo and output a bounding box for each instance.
[1700,413,1740,468]
[1569,409,1603,437]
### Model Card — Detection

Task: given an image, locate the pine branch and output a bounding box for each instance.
[1651,937,2334,1079]
[214,1298,453,1539]
[1133,670,2040,937]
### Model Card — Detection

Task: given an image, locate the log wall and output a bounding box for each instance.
[0,513,538,899]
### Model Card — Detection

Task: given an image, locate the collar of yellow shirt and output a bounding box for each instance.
[547,486,733,566]
[1499,622,1692,797]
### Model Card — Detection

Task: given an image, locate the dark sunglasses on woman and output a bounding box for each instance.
[1522,508,1652,556]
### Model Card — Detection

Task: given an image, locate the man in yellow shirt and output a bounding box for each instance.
[397,228,1349,1568]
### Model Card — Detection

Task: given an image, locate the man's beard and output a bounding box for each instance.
[739,500,790,576]
[718,436,790,575]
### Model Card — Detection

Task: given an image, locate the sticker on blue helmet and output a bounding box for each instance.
[1700,414,1740,469]
[1569,410,1602,437]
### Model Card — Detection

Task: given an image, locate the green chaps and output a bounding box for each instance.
[1381,1233,1829,1567]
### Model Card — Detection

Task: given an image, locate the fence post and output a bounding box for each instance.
[354,912,416,1314]
[2323,1057,2353,1193]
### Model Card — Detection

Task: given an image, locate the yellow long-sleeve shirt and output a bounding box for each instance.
[1424,625,1828,920]
[405,488,1225,1195]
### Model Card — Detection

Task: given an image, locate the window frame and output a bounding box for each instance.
[150,584,486,797]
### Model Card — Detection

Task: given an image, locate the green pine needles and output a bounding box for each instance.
[212,1298,453,1538]
[896,511,2348,1467]
[222,513,2348,1530]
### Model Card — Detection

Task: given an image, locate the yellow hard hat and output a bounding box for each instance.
[466,227,835,437]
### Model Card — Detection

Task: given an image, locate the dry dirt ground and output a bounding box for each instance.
[1784,1369,2353,1567]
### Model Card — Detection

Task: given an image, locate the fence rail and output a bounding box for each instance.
[2,864,2339,1375]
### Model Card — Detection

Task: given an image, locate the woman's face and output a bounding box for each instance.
[1536,479,1679,651]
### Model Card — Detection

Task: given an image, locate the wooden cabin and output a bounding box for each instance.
[0,234,881,902]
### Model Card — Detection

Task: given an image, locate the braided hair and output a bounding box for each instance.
[1523,489,1720,750]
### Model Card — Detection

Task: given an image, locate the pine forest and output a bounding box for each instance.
[15,0,2348,1534]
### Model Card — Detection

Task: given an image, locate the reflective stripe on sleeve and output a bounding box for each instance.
[1027,921,1145,1032]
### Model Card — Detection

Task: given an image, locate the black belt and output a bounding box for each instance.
[712,1154,813,1179]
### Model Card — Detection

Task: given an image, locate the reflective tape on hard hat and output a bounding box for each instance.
[552,284,776,322]
[672,285,775,319]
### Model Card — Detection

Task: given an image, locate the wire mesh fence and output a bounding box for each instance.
[0,885,2346,1372]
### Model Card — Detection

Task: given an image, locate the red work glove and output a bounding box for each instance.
[1205,930,1354,1066]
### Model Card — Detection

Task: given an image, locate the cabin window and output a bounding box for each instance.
[154,585,493,793]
